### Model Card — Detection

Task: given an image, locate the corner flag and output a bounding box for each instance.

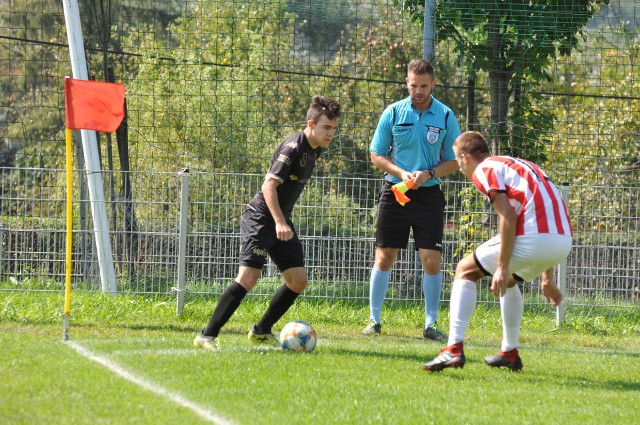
[63,77,125,340]
[64,78,125,132]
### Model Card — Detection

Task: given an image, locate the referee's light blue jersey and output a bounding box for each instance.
[370,96,461,187]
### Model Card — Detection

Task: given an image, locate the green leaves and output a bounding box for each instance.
[397,1,604,158]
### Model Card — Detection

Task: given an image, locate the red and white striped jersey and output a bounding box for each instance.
[472,156,573,236]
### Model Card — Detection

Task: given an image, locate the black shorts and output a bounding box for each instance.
[238,207,305,271]
[375,182,445,251]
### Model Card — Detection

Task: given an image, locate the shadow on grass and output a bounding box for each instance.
[516,372,640,393]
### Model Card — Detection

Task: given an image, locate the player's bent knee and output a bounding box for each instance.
[454,255,483,281]
[287,280,308,294]
[282,267,308,293]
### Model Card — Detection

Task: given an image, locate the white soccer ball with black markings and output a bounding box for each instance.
[279,320,317,353]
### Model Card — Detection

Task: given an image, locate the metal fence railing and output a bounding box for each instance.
[1,168,638,310]
[2,2,640,318]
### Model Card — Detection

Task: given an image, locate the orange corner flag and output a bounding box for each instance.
[64,77,125,132]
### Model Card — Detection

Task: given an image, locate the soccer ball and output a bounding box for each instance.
[279,320,317,353]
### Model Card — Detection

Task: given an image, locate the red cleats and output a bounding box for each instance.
[422,342,466,372]
[484,349,523,371]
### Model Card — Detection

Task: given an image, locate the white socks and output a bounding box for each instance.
[447,279,477,346]
[448,280,523,351]
[500,285,524,352]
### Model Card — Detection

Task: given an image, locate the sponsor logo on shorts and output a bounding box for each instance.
[252,248,267,258]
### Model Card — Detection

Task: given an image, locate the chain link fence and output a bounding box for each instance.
[1,1,639,309]
[0,167,637,309]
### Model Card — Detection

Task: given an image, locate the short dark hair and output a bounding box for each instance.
[407,59,435,78]
[307,95,341,123]
[454,131,491,156]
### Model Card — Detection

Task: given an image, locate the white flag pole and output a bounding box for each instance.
[62,0,117,293]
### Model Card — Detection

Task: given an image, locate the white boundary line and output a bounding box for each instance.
[65,341,235,425]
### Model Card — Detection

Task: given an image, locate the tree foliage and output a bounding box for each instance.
[0,0,67,169]
[550,24,639,230]
[124,0,301,173]
[396,0,608,161]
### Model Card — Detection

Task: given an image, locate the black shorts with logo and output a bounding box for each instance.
[375,182,445,251]
[238,207,305,271]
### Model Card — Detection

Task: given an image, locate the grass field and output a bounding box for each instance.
[1,291,639,424]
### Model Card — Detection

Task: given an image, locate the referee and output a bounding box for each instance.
[362,59,461,340]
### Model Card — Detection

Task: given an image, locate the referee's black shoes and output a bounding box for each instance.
[361,320,381,335]
[423,323,447,341]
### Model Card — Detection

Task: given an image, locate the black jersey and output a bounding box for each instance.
[248,132,321,219]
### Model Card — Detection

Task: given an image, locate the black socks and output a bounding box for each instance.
[255,284,300,334]
[202,281,247,338]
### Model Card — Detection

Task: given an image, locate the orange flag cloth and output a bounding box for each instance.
[391,179,416,206]
[64,78,125,132]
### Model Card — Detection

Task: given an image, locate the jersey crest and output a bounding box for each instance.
[426,127,440,144]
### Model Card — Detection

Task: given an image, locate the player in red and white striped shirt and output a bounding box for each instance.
[473,156,572,237]
[423,131,573,372]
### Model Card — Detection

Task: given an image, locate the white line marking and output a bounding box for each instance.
[65,341,235,425]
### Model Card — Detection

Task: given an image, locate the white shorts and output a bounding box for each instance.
[474,233,573,282]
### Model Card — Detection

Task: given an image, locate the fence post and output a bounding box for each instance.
[0,227,3,282]
[556,182,570,326]
[175,168,190,315]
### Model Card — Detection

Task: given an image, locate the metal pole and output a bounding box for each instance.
[74,134,90,282]
[556,182,570,326]
[62,0,117,293]
[0,228,3,282]
[422,0,436,61]
[176,169,190,315]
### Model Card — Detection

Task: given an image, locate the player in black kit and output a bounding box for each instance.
[194,96,341,350]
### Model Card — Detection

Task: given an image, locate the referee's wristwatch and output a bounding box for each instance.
[427,168,436,179]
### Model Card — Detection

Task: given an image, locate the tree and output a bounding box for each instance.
[78,0,184,278]
[397,0,608,161]
[123,0,296,173]
[550,21,639,233]
[0,0,66,170]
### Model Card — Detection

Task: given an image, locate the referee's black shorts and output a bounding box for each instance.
[375,182,445,251]
[238,207,304,271]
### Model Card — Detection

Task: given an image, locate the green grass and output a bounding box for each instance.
[1,291,639,424]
